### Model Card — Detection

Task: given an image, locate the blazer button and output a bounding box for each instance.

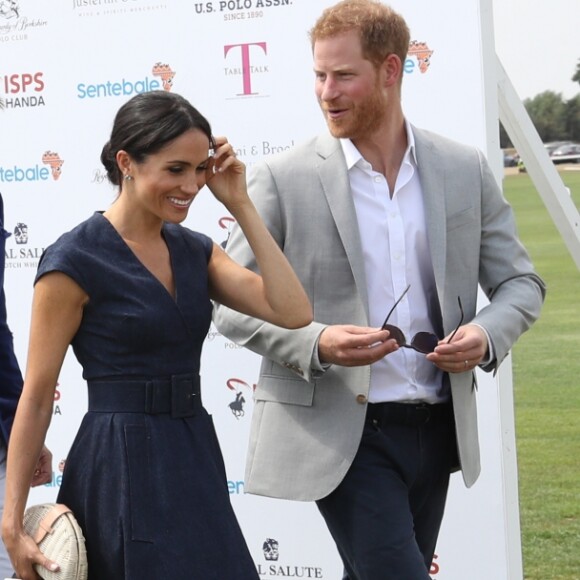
[356,394,368,404]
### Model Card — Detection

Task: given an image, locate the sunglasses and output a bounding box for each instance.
[381,285,464,354]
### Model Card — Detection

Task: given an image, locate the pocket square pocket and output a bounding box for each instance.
[255,376,314,407]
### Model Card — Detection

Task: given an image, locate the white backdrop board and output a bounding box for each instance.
[1,1,521,578]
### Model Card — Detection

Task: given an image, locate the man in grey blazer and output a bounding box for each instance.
[214,1,545,578]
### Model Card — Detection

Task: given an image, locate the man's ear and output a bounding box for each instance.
[381,53,403,88]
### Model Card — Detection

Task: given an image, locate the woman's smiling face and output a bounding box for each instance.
[125,128,212,223]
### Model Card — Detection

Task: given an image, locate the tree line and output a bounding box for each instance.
[500,59,580,148]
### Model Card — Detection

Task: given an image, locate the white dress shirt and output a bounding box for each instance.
[340,123,449,404]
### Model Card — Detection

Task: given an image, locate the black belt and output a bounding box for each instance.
[366,401,452,427]
[88,374,202,418]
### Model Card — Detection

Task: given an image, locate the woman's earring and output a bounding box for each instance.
[123,174,133,181]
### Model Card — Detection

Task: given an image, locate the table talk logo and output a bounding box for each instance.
[406,40,434,74]
[77,62,173,99]
[0,0,48,42]
[224,41,269,98]
[226,377,255,419]
[257,538,324,579]
[5,221,46,269]
[0,71,45,109]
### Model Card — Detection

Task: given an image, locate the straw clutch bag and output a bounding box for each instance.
[22,503,88,580]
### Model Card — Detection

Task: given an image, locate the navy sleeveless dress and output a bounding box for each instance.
[35,213,258,579]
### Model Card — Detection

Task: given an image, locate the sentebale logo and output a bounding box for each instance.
[76,62,178,99]
[42,151,64,180]
[152,62,176,91]
[406,40,434,74]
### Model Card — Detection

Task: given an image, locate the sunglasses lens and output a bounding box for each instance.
[383,324,406,346]
[411,332,439,354]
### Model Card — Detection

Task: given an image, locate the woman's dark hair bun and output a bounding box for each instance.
[100,91,212,187]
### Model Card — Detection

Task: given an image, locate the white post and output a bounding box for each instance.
[497,57,580,271]
[481,2,524,578]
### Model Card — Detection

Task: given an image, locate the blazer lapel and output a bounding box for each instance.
[414,128,448,312]
[315,134,370,320]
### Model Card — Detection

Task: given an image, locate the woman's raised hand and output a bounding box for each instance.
[205,136,249,211]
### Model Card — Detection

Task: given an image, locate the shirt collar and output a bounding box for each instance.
[339,119,418,170]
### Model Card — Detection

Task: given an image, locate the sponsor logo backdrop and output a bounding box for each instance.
[2,1,515,578]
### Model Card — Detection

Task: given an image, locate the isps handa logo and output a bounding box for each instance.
[0,150,64,184]
[77,62,176,100]
[257,538,324,579]
[0,71,45,109]
[4,221,46,270]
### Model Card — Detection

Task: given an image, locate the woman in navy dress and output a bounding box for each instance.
[2,91,312,580]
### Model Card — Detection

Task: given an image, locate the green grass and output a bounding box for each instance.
[503,169,580,580]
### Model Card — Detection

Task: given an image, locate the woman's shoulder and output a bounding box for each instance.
[36,214,110,286]
[46,213,106,252]
[164,223,213,260]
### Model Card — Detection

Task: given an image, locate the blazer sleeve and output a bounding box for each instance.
[471,150,546,370]
[213,160,327,384]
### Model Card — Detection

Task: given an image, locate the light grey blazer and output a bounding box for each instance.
[213,128,545,501]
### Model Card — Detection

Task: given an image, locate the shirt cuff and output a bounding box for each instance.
[310,334,332,377]
[472,323,494,366]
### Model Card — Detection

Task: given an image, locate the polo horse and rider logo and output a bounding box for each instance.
[219,216,236,249]
[226,378,255,419]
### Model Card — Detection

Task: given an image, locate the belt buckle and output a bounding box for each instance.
[171,374,198,418]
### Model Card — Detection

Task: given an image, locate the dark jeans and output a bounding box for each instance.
[316,402,456,580]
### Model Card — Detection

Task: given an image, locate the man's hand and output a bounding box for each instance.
[426,324,488,373]
[318,325,397,367]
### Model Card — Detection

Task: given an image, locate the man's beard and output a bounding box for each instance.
[322,84,386,140]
